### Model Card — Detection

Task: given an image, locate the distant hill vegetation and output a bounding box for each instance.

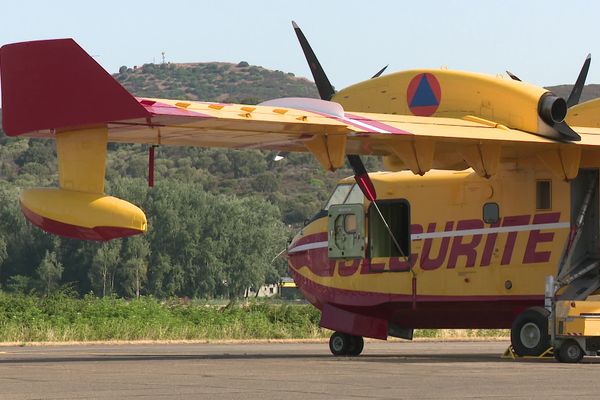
[115,62,319,103]
[546,84,600,103]
[113,60,600,105]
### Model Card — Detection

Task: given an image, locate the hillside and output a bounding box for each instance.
[545,84,600,103]
[115,61,319,103]
[113,61,600,105]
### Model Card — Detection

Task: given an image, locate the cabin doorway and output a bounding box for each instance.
[368,200,411,259]
[558,169,600,300]
[569,169,600,266]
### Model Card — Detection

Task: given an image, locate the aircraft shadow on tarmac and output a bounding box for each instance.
[1,352,591,364]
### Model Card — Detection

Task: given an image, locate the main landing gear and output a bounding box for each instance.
[329,331,364,356]
[510,307,551,356]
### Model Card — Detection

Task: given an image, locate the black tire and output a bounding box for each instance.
[511,307,550,356]
[329,332,350,356]
[557,339,584,363]
[347,335,364,356]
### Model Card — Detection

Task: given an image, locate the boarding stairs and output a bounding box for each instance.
[554,176,600,302]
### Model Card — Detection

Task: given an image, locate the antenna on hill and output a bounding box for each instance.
[161,52,165,64]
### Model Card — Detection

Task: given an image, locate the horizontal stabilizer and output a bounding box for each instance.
[0,39,149,136]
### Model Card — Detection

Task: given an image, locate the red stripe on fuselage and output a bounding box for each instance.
[289,232,327,248]
[291,269,543,329]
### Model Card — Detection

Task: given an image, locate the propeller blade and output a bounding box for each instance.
[292,21,335,101]
[566,53,591,108]
[506,70,521,81]
[348,155,377,201]
[553,121,581,141]
[538,93,581,141]
[291,22,378,202]
[371,65,388,79]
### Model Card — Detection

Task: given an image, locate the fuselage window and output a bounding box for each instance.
[344,214,357,233]
[483,202,500,224]
[536,180,552,210]
[368,199,411,259]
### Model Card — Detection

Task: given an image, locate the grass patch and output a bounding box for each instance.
[0,293,328,342]
[0,293,509,343]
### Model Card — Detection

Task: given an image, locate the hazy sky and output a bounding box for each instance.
[1,0,599,94]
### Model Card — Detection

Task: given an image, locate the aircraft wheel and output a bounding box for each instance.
[329,332,351,356]
[510,307,550,356]
[347,335,364,356]
[556,340,584,363]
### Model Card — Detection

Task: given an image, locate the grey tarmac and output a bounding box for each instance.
[0,340,599,399]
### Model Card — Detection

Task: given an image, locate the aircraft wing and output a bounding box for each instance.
[3,38,598,178]
[19,95,600,179]
[567,98,600,128]
[1,38,599,240]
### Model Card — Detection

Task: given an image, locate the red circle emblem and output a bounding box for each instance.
[406,73,441,116]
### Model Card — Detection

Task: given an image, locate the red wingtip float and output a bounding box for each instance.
[3,22,600,361]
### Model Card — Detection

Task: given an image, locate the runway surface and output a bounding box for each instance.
[0,340,599,399]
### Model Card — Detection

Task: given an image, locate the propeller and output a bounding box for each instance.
[292,21,407,259]
[566,53,591,108]
[292,20,376,201]
[371,65,388,79]
[505,70,521,82]
[292,21,335,101]
[506,54,591,141]
[538,93,580,140]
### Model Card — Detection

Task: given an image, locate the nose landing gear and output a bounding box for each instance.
[329,332,364,356]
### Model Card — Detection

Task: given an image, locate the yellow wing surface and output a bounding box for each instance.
[567,98,600,128]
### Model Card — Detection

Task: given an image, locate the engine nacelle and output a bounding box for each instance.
[334,69,567,140]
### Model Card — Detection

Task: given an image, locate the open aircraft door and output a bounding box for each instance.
[327,204,365,259]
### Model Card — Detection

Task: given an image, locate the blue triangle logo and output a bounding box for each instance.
[410,75,438,107]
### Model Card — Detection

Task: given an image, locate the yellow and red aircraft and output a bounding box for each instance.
[2,23,600,357]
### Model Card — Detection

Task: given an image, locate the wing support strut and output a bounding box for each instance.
[536,146,581,181]
[387,139,435,175]
[303,133,348,171]
[459,143,502,178]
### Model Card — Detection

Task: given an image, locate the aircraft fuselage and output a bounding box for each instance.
[287,162,589,339]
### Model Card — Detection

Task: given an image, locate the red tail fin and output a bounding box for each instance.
[0,39,149,136]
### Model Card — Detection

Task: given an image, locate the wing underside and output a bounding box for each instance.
[21,97,600,176]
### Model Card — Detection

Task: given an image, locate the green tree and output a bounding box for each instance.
[118,236,150,298]
[36,250,63,296]
[217,196,287,299]
[0,236,7,273]
[90,241,121,297]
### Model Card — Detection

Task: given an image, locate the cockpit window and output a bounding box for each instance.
[324,183,366,210]
[345,184,365,205]
[324,184,353,210]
